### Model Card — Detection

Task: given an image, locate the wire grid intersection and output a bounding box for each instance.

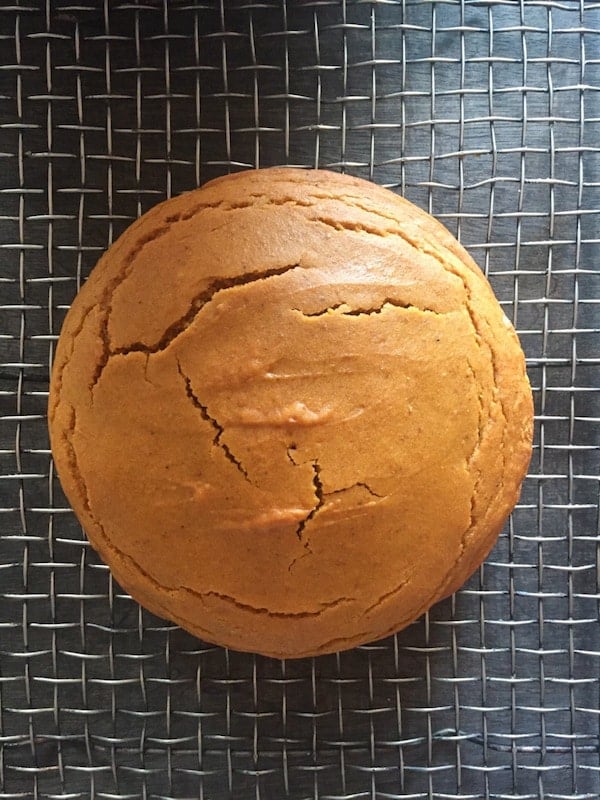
[0,1,598,798]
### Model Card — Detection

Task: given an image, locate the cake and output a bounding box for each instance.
[48,168,533,658]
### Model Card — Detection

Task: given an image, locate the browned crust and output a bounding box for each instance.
[48,168,533,658]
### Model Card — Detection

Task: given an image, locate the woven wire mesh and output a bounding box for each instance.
[0,1,599,798]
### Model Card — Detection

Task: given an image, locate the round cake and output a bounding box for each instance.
[48,168,533,658]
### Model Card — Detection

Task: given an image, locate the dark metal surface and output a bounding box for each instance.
[0,1,599,798]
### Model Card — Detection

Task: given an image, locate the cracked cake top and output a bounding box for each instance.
[48,168,533,658]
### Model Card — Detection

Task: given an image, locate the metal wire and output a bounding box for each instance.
[0,1,598,798]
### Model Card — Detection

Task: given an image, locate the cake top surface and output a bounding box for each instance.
[49,168,533,658]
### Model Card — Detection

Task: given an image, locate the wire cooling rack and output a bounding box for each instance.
[0,1,599,798]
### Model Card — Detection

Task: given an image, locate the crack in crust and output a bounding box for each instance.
[433,263,508,573]
[288,476,384,573]
[293,300,445,318]
[465,357,486,532]
[199,590,355,618]
[295,461,324,542]
[61,403,93,517]
[362,577,412,616]
[86,222,177,395]
[48,305,95,423]
[93,263,303,394]
[176,360,249,481]
[327,481,384,499]
[139,573,418,658]
[113,263,302,358]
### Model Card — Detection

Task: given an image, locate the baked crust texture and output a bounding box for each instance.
[49,168,533,658]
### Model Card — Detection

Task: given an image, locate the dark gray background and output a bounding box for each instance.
[0,1,598,798]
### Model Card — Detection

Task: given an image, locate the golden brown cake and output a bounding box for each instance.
[48,168,533,658]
